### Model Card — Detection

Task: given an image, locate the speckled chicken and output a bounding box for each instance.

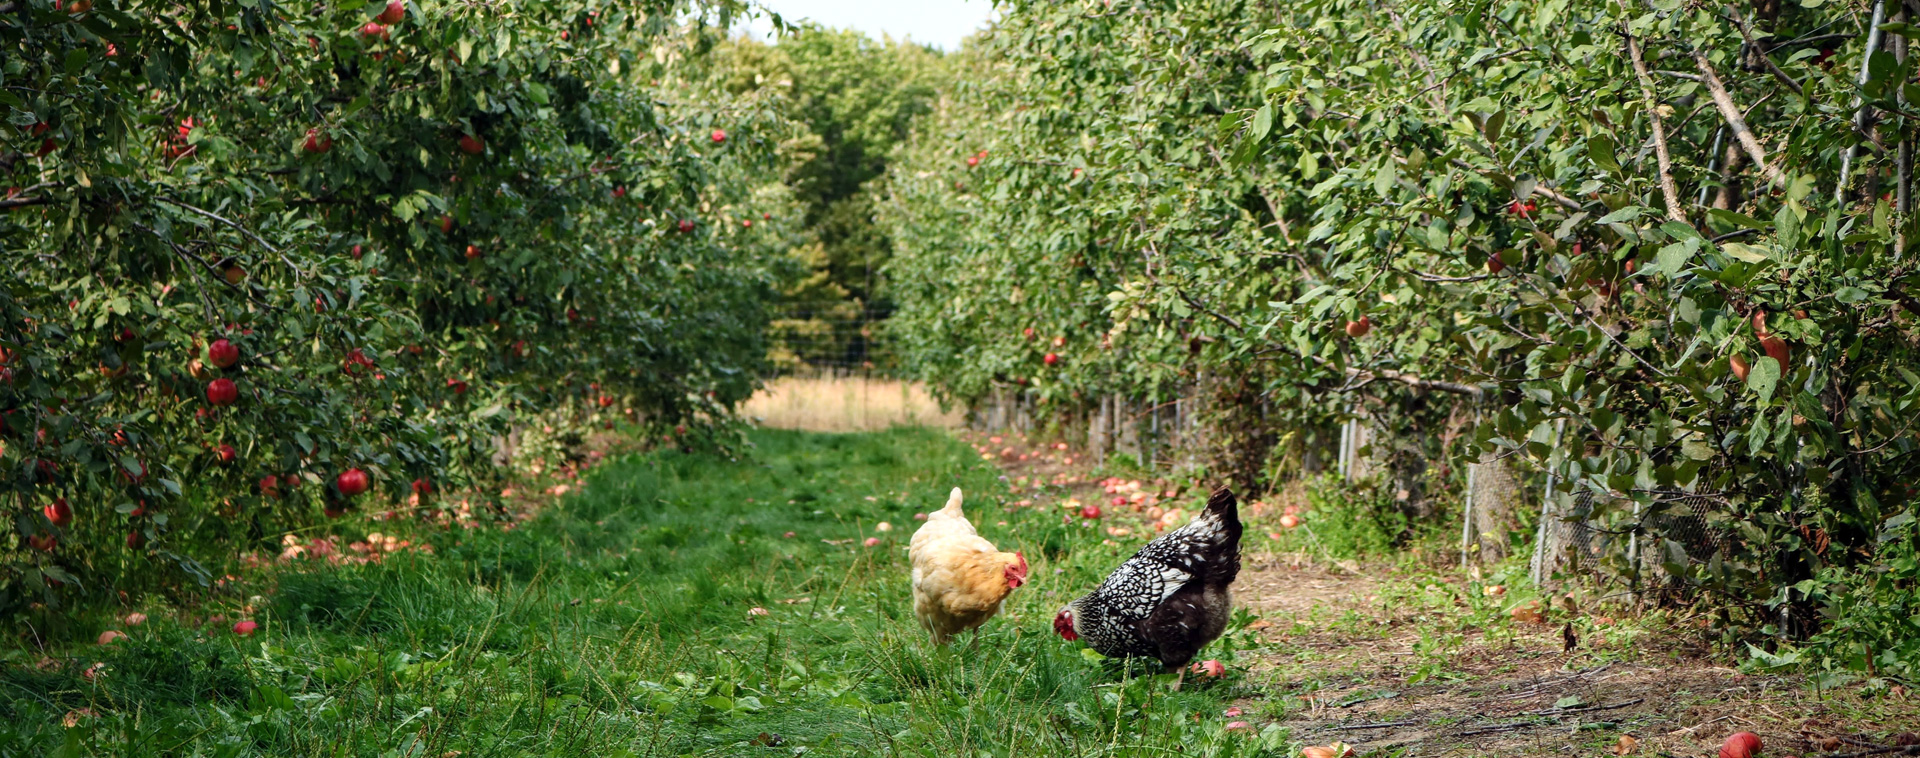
[909,487,1028,645]
[1053,487,1241,687]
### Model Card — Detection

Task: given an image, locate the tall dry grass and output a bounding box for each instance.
[742,374,965,432]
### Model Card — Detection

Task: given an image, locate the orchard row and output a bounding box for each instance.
[883,0,1920,671]
[0,1,801,610]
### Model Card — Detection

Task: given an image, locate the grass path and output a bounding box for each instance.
[3,428,1276,756]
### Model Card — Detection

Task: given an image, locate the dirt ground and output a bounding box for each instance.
[962,429,1920,758]
[1238,558,1919,757]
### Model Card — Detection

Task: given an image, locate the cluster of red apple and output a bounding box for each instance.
[1023,327,1067,366]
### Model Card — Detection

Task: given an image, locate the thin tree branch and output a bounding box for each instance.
[1721,6,1806,97]
[1619,7,1689,223]
[154,196,283,255]
[1693,50,1786,187]
[1447,159,1584,211]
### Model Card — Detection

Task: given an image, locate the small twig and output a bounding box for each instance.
[1518,697,1644,716]
[1448,159,1585,211]
[155,195,284,255]
[1454,721,1545,737]
[1332,720,1419,731]
[1722,6,1806,96]
[1412,271,1491,283]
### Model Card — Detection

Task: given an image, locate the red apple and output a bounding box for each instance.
[1043,353,1059,366]
[1023,327,1035,340]
[29,534,56,552]
[302,127,331,154]
[360,21,388,40]
[259,475,281,497]
[232,620,259,636]
[438,214,454,233]
[412,478,433,495]
[224,265,246,285]
[216,444,238,464]
[126,531,144,549]
[1730,354,1751,382]
[863,537,880,547]
[1279,513,1300,529]
[377,0,405,24]
[674,424,687,435]
[742,219,752,228]
[336,468,370,497]
[967,155,979,167]
[598,395,614,407]
[1080,504,1102,519]
[1488,256,1506,274]
[710,129,727,144]
[43,498,71,527]
[464,244,480,259]
[458,134,484,154]
[1760,335,1790,366]
[1345,316,1372,337]
[35,138,56,157]
[351,244,364,259]
[612,186,626,198]
[1052,335,1066,347]
[206,378,238,406]
[208,338,240,368]
[1720,732,1761,758]
[446,377,468,394]
[677,219,695,233]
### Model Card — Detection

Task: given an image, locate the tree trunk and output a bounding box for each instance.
[1469,451,1523,561]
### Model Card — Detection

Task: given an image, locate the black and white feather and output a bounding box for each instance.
[1062,487,1242,670]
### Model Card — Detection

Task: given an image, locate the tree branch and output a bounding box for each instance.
[1619,7,1689,223]
[1721,6,1806,97]
[1447,159,1584,211]
[1693,50,1786,187]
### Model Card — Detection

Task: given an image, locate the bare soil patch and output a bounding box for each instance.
[1235,559,1920,757]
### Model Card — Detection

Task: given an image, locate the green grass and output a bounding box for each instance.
[2,428,1284,756]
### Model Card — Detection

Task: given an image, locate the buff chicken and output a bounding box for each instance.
[909,487,1029,645]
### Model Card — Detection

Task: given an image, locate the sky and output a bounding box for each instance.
[734,0,999,52]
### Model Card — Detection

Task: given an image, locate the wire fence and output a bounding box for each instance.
[772,309,1727,602]
[1524,422,1729,604]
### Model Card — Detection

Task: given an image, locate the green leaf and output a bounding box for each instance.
[1652,241,1695,277]
[1482,110,1507,144]
[1748,356,1782,404]
[1719,242,1771,263]
[1660,220,1704,242]
[1587,134,1620,172]
[1708,208,1768,229]
[1373,159,1397,197]
[1250,104,1273,143]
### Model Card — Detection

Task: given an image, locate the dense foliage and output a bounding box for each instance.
[883,0,1920,676]
[0,1,798,613]
[713,26,943,370]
